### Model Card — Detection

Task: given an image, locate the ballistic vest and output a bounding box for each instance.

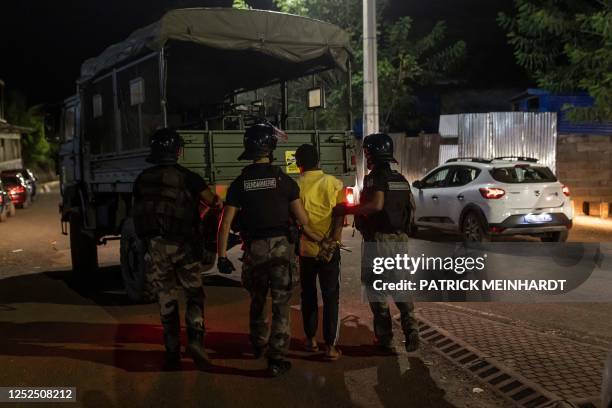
[237,164,292,240]
[133,165,198,241]
[360,168,413,238]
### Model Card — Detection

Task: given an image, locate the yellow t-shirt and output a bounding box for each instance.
[297,170,344,257]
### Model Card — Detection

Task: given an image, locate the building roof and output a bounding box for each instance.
[0,121,31,135]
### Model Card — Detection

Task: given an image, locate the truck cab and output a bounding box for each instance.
[57,8,356,302]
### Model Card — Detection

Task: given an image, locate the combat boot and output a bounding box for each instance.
[162,309,181,371]
[186,328,210,370]
[374,338,399,356]
[253,343,268,359]
[267,358,291,377]
[404,329,420,353]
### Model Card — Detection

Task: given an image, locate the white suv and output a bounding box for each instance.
[410,157,573,242]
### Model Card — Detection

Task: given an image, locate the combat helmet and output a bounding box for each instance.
[146,128,184,164]
[363,132,397,164]
[238,123,278,161]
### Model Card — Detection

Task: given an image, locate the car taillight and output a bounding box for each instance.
[479,187,505,199]
[9,186,25,194]
[562,185,570,197]
[0,194,3,204]
[345,187,355,205]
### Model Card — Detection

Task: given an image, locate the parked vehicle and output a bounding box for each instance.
[0,179,16,221]
[411,157,573,242]
[53,8,356,302]
[0,171,32,209]
[5,168,38,200]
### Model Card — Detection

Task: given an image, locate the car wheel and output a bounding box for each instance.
[8,202,16,217]
[462,211,491,242]
[69,212,98,280]
[120,218,156,304]
[541,230,569,242]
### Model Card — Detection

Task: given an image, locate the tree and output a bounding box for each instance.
[5,91,54,174]
[271,0,466,132]
[499,0,612,122]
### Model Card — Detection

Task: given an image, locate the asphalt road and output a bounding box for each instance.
[0,191,510,407]
[1,190,611,407]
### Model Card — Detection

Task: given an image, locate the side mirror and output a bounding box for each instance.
[412,180,423,189]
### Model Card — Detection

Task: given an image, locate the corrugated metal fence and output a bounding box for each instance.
[457,112,558,172]
[390,133,440,182]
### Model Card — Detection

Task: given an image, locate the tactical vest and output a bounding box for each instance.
[133,165,198,241]
[237,164,291,240]
[359,169,413,238]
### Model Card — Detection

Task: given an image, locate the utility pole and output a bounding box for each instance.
[357,0,379,191]
[363,0,379,137]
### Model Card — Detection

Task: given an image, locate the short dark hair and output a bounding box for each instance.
[295,144,318,170]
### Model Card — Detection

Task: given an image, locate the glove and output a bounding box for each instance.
[217,257,236,274]
[316,238,340,263]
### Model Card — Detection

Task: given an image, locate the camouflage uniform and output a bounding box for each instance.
[364,232,417,346]
[241,236,296,360]
[146,236,204,350]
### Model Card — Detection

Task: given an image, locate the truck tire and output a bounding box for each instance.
[69,212,98,278]
[120,218,156,304]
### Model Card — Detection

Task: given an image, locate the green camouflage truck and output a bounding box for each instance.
[56,8,356,301]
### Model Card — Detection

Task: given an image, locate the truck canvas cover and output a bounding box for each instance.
[80,8,353,83]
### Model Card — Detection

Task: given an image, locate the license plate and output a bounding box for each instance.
[525,213,552,223]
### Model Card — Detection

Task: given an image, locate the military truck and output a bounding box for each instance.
[56,8,356,302]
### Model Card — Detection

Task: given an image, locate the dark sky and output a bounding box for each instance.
[0,0,529,106]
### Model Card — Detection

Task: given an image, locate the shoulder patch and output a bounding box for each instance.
[244,178,277,191]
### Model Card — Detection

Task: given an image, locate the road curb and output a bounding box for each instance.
[40,180,59,193]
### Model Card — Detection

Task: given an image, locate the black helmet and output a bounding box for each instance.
[146,128,184,164]
[363,132,397,163]
[238,123,277,161]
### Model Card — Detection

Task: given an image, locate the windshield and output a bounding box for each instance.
[490,166,557,183]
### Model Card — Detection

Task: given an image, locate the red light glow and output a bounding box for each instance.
[562,185,570,197]
[345,187,355,205]
[479,187,505,199]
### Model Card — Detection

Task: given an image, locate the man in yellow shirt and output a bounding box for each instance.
[295,144,345,360]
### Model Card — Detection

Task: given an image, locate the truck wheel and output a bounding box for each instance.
[69,212,98,278]
[201,247,217,274]
[120,218,156,304]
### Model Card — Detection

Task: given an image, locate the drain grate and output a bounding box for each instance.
[418,317,559,408]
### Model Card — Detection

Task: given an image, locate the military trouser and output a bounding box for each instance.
[146,236,204,351]
[364,232,417,346]
[242,236,296,361]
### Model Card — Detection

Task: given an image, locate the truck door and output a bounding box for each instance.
[58,96,81,195]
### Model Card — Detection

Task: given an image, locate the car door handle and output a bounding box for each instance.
[432,195,439,200]
[457,194,464,201]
